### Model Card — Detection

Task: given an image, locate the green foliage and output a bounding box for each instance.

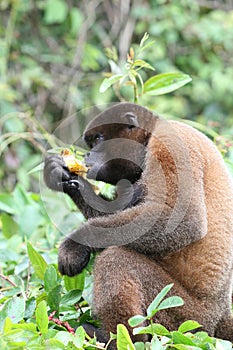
[100,33,192,103]
[114,286,232,350]
[0,1,233,348]
[0,237,101,348]
[129,284,184,328]
[0,0,232,191]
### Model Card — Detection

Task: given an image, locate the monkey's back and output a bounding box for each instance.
[160,121,233,299]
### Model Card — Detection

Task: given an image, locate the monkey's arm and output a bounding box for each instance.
[44,155,142,219]
[58,170,207,277]
[44,154,113,219]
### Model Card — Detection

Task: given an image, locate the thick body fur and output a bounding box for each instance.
[44,103,233,345]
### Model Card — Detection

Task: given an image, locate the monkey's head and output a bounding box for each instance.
[83,103,156,185]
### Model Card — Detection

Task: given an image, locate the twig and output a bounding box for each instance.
[48,311,75,334]
[0,273,17,287]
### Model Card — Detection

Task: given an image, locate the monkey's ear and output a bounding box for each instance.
[123,112,139,128]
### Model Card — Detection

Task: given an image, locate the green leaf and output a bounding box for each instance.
[139,32,150,47]
[36,300,48,335]
[172,331,196,346]
[146,284,174,317]
[157,296,184,311]
[70,8,84,35]
[178,320,202,334]
[134,342,145,350]
[117,324,135,350]
[44,0,68,24]
[24,297,36,319]
[63,271,85,291]
[60,289,82,306]
[0,297,25,330]
[74,326,86,347]
[0,194,16,214]
[128,315,147,327]
[3,317,13,333]
[54,331,74,345]
[47,285,61,313]
[133,324,170,336]
[45,338,65,349]
[133,59,155,71]
[12,322,37,332]
[172,346,202,350]
[143,73,192,96]
[44,265,59,292]
[27,241,47,280]
[215,339,233,350]
[1,213,19,238]
[100,74,124,93]
[151,335,165,350]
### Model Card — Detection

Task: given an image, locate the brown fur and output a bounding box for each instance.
[44,103,233,346]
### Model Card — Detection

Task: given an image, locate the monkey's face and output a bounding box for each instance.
[83,121,149,185]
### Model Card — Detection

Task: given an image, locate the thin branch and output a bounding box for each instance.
[0,273,17,287]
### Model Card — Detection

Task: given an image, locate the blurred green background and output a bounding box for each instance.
[0,0,233,192]
[0,2,233,343]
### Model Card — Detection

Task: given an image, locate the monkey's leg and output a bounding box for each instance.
[92,247,220,347]
[215,315,233,342]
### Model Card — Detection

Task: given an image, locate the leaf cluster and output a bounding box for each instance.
[100,33,192,104]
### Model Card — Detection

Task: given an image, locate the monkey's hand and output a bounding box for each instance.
[44,154,83,195]
[58,238,91,276]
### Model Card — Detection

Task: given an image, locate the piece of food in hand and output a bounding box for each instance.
[61,149,100,194]
[62,149,87,176]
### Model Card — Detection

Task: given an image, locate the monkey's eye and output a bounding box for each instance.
[94,132,104,142]
[84,132,104,148]
[90,133,104,147]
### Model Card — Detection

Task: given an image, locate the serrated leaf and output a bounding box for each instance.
[143,73,192,96]
[117,324,135,350]
[178,320,202,334]
[47,285,61,313]
[172,331,196,346]
[27,241,47,280]
[157,296,184,311]
[100,74,124,93]
[44,265,59,292]
[60,289,82,306]
[133,60,155,71]
[36,300,48,335]
[147,284,174,317]
[133,324,170,336]
[1,297,25,328]
[128,315,147,327]
[63,271,85,291]
[45,338,65,349]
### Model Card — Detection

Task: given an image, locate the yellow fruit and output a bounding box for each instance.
[62,149,87,176]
